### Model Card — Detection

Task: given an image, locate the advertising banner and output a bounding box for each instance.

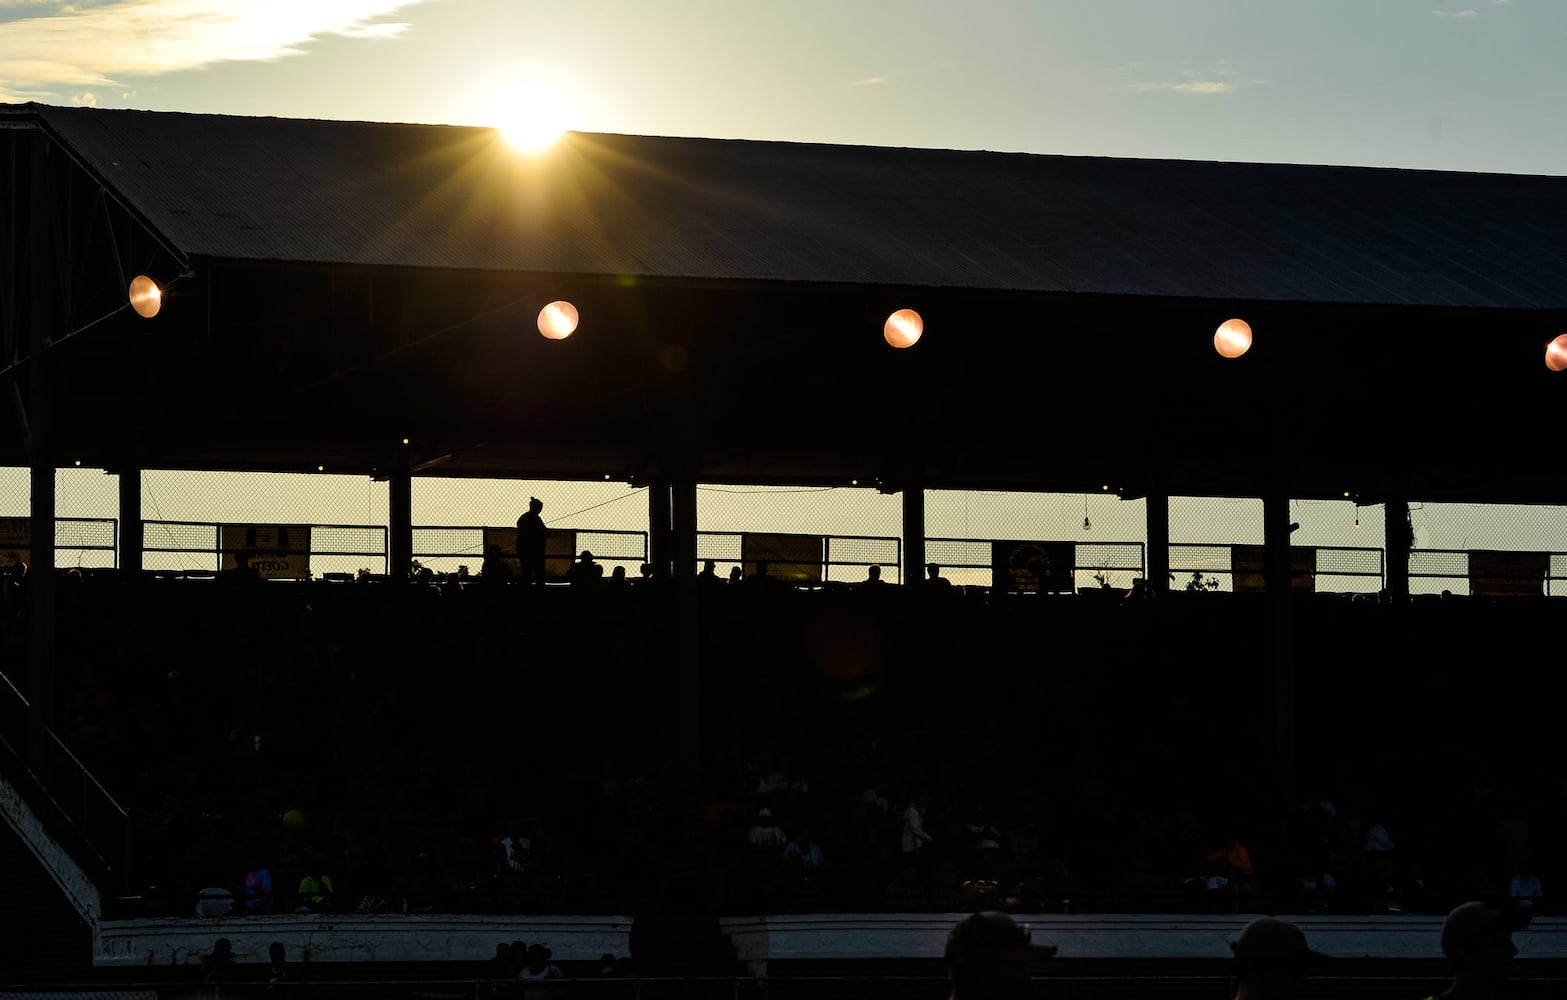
[220,524,311,579]
[741,532,824,583]
[991,540,1074,594]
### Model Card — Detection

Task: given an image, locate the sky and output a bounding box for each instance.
[3,0,1566,587]
[2,0,1566,175]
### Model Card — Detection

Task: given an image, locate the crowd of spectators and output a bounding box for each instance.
[0,563,1558,923]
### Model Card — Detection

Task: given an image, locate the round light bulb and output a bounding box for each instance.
[538,300,579,340]
[1214,318,1252,359]
[128,275,162,319]
[1546,334,1567,372]
[883,308,923,349]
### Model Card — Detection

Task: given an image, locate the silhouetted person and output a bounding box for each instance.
[220,549,261,586]
[699,560,720,585]
[516,497,547,585]
[926,563,953,588]
[1229,916,1325,1000]
[266,941,289,991]
[482,543,514,586]
[944,910,1055,1000]
[1426,901,1524,1000]
[567,550,603,588]
[607,564,629,589]
[861,564,888,588]
[728,566,743,584]
[201,938,239,998]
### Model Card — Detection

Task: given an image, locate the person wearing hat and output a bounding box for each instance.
[516,497,547,585]
[1424,900,1524,1000]
[1230,916,1326,1000]
[944,910,1056,1000]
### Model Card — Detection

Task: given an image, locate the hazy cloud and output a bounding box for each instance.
[69,89,95,105]
[1133,79,1237,95]
[0,0,427,102]
[1433,9,1479,16]
[1129,63,1262,96]
[848,76,887,87]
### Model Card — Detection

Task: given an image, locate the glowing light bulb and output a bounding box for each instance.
[538,300,579,340]
[1214,318,1252,359]
[884,308,923,349]
[129,275,161,318]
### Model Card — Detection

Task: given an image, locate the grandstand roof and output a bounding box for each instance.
[16,103,1567,309]
[3,103,1565,502]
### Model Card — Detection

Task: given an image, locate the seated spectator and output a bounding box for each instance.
[296,853,337,913]
[518,943,564,1000]
[242,857,274,913]
[861,565,888,588]
[481,545,514,585]
[783,827,824,868]
[201,938,239,995]
[925,563,953,588]
[567,551,604,587]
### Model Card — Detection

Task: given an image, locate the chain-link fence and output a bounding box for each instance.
[2,468,1565,594]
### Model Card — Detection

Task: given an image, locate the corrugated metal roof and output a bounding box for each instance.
[14,102,1567,308]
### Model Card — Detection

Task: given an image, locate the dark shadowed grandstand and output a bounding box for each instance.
[3,103,1567,998]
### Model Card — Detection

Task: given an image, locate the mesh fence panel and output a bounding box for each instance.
[4,466,1566,595]
[926,490,1147,589]
[823,535,902,584]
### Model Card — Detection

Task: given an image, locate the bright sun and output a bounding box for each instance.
[486,82,576,154]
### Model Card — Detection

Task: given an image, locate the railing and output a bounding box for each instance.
[1409,548,1567,597]
[696,532,902,584]
[0,667,130,888]
[413,527,650,577]
[1169,543,1385,593]
[0,515,118,569]
[924,539,1145,591]
[142,520,389,577]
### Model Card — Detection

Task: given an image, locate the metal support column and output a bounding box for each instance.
[118,464,143,579]
[671,469,700,787]
[388,464,412,581]
[1263,488,1296,810]
[648,478,673,580]
[902,484,925,587]
[1384,495,1410,604]
[1145,488,1170,596]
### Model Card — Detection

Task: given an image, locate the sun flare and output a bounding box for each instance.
[485,82,576,154]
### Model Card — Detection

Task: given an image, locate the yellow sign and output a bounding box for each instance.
[741,532,823,583]
[1469,550,1547,598]
[220,524,311,579]
[1231,545,1315,592]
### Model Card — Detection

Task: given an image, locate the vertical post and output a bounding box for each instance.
[671,467,700,787]
[25,129,58,733]
[388,463,412,580]
[118,463,143,578]
[1384,494,1410,604]
[648,477,672,580]
[1263,488,1295,811]
[901,483,925,588]
[1145,487,1170,596]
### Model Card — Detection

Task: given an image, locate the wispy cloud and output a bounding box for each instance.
[0,0,427,103]
[1128,63,1262,97]
[1433,9,1479,16]
[848,76,887,87]
[1133,79,1236,94]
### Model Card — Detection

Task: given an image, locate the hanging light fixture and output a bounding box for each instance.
[884,308,923,349]
[1546,333,1567,371]
[128,275,162,319]
[538,300,579,340]
[1213,318,1252,359]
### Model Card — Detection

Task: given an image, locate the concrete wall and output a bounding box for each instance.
[96,914,633,968]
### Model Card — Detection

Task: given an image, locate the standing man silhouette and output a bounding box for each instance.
[516,497,547,586]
